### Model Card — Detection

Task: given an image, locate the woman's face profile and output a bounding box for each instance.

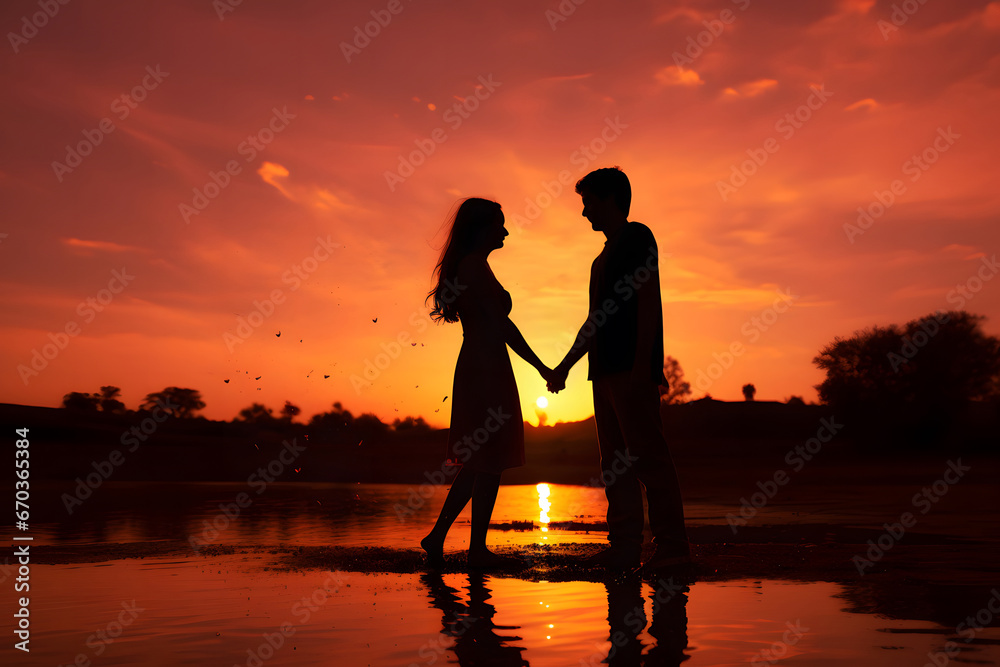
[491,211,509,250]
[477,209,508,252]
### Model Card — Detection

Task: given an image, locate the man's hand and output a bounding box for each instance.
[545,365,568,393]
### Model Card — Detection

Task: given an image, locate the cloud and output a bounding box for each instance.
[655,66,704,86]
[61,238,145,255]
[256,161,355,212]
[258,162,293,200]
[722,79,780,98]
[844,98,879,112]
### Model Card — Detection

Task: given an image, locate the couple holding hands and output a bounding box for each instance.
[421,167,690,573]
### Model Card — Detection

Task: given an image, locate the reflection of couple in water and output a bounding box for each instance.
[421,167,690,573]
[420,571,690,666]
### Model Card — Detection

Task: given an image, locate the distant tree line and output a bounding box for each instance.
[813,310,1000,445]
[61,387,430,433]
[58,309,999,448]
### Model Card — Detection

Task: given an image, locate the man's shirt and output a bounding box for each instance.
[587,221,666,383]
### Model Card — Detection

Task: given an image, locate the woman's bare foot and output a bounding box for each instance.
[421,535,445,568]
[467,548,521,570]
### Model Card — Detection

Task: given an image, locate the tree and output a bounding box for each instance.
[353,412,388,439]
[279,401,301,423]
[392,416,430,431]
[813,310,1000,442]
[62,391,99,411]
[660,356,692,405]
[238,403,275,423]
[141,387,205,418]
[309,402,355,430]
[62,386,125,413]
[742,383,756,401]
[98,386,126,414]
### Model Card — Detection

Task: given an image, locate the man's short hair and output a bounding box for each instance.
[575,166,631,216]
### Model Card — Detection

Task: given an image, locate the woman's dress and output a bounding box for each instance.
[445,262,525,472]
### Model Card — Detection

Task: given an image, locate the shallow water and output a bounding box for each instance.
[34,481,688,548]
[17,481,1000,665]
[32,479,993,550]
[12,553,1000,666]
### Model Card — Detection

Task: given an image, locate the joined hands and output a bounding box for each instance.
[540,365,568,394]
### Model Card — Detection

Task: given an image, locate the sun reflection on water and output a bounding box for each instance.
[536,483,551,541]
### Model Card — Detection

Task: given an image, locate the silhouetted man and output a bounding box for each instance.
[549,166,690,572]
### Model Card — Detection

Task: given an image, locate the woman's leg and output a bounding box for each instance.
[422,465,476,562]
[468,471,501,559]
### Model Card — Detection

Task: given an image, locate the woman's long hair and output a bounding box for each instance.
[427,197,502,323]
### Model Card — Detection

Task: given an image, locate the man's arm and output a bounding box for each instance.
[631,237,661,385]
[549,309,598,392]
[557,321,590,372]
[550,258,599,392]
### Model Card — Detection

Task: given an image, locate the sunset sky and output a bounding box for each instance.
[2,0,999,427]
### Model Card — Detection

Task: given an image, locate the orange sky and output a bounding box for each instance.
[2,0,999,427]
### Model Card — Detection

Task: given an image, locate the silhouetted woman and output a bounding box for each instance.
[422,198,554,569]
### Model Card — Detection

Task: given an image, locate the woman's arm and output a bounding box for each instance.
[504,317,550,375]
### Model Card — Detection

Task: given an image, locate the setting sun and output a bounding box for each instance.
[536,396,549,409]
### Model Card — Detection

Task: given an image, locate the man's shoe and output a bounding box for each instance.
[642,545,692,574]
[582,547,641,571]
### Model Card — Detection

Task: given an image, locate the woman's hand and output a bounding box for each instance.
[540,365,567,393]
